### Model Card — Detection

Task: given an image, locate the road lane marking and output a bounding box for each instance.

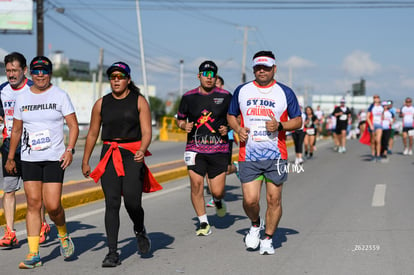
[372,184,386,207]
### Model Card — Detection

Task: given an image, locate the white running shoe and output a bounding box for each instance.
[403,148,409,155]
[245,218,264,250]
[259,238,275,255]
[409,150,413,156]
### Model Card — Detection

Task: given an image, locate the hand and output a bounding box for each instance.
[266,115,278,132]
[82,163,91,178]
[184,122,194,133]
[218,125,228,136]
[238,127,250,142]
[134,150,145,162]
[5,159,17,174]
[60,151,73,170]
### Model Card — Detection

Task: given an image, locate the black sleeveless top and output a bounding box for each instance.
[101,89,142,141]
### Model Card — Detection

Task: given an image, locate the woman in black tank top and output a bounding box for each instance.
[81,62,153,267]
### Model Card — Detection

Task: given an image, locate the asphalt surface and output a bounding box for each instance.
[1,138,413,274]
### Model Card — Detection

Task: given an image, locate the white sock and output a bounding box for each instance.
[198,214,208,224]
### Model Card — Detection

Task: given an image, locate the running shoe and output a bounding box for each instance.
[18,252,42,269]
[58,233,75,259]
[403,148,409,155]
[259,238,275,255]
[409,150,413,156]
[244,218,264,250]
[135,227,151,254]
[196,222,211,236]
[206,197,215,207]
[0,226,19,247]
[215,201,226,218]
[102,251,121,267]
[39,222,51,244]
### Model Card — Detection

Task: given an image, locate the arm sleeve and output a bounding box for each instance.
[285,88,301,119]
[228,87,241,116]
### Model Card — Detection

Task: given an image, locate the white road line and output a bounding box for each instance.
[16,183,188,237]
[372,184,386,207]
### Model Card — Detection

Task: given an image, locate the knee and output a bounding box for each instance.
[243,197,259,208]
[47,204,63,217]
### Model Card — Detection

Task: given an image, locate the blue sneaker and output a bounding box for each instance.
[19,252,42,269]
[206,197,215,207]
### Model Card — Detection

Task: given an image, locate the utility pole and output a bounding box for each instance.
[135,0,150,105]
[36,0,44,56]
[179,60,184,96]
[97,48,104,99]
[238,26,255,83]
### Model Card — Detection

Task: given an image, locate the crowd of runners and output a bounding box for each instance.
[0,49,412,270]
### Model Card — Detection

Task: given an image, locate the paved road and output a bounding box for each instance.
[1,138,414,274]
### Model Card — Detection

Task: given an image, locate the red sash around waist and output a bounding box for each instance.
[90,141,162,193]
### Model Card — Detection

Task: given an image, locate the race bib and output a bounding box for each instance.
[408,129,414,137]
[306,128,315,135]
[29,129,52,151]
[339,114,347,121]
[250,123,275,142]
[184,151,197,166]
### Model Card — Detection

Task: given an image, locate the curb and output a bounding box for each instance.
[1,139,294,225]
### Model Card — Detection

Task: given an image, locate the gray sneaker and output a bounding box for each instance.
[259,238,275,255]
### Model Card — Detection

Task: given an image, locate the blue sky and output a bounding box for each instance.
[1,0,414,107]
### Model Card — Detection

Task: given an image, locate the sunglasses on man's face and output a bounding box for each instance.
[200,71,216,78]
[109,73,128,80]
[31,69,50,75]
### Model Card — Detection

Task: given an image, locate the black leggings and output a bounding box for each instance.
[100,145,145,251]
[381,129,391,155]
[292,130,306,154]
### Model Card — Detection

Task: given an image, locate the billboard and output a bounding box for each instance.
[0,0,33,32]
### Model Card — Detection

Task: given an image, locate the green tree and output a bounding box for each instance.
[149,96,166,123]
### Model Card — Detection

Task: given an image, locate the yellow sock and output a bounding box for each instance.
[56,224,67,237]
[27,236,40,254]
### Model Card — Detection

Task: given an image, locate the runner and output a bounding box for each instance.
[176,61,232,236]
[303,106,318,159]
[5,56,79,268]
[291,106,306,165]
[399,97,414,155]
[82,61,158,267]
[227,50,302,255]
[332,98,351,153]
[0,53,51,249]
[367,95,384,162]
[380,101,395,162]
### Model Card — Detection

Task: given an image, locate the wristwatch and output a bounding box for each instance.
[277,122,284,132]
[66,147,75,154]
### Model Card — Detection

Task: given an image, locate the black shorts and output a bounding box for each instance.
[227,141,234,165]
[335,124,347,134]
[21,161,65,183]
[188,153,228,179]
[403,127,413,133]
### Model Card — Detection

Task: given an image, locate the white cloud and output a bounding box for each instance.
[342,50,381,77]
[283,56,315,69]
